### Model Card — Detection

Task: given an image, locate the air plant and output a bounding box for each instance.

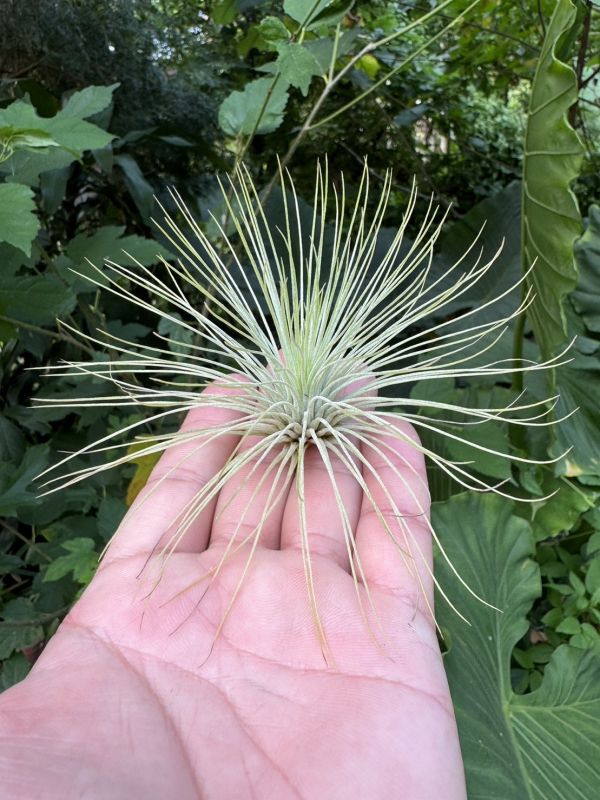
[37,162,569,656]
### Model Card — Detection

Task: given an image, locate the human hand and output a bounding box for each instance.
[0,383,466,800]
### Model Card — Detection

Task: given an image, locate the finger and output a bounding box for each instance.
[208,433,292,551]
[280,432,363,571]
[104,379,246,563]
[354,417,433,609]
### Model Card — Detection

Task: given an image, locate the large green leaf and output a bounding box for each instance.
[1,149,75,186]
[521,0,584,359]
[532,474,597,540]
[114,154,155,221]
[43,537,97,585]
[0,100,114,154]
[0,183,38,256]
[60,83,119,120]
[434,492,600,799]
[0,96,115,185]
[41,115,114,155]
[430,181,521,324]
[61,224,173,287]
[553,355,600,477]
[0,444,49,517]
[553,205,600,478]
[572,205,600,332]
[0,415,25,462]
[0,270,76,325]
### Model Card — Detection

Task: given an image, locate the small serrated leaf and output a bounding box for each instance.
[0,183,38,256]
[61,83,119,120]
[257,16,291,50]
[218,78,289,137]
[273,43,322,96]
[43,537,98,585]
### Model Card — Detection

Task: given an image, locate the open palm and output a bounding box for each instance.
[0,398,466,800]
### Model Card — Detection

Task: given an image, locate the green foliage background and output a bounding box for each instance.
[1,1,600,794]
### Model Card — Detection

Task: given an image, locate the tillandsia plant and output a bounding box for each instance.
[36,162,570,656]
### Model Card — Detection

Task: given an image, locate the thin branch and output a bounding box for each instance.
[537,0,546,41]
[582,63,600,88]
[6,59,43,79]
[337,140,442,204]
[435,9,540,52]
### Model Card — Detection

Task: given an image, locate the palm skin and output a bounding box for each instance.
[0,398,466,800]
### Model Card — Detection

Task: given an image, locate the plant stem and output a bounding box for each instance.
[510,280,527,451]
[511,304,526,395]
[537,0,546,40]
[0,521,52,564]
[0,314,95,356]
[260,0,479,206]
[568,0,592,127]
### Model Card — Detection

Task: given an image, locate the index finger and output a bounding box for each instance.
[104,380,246,564]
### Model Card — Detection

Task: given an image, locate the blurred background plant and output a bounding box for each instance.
[1,1,600,794]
